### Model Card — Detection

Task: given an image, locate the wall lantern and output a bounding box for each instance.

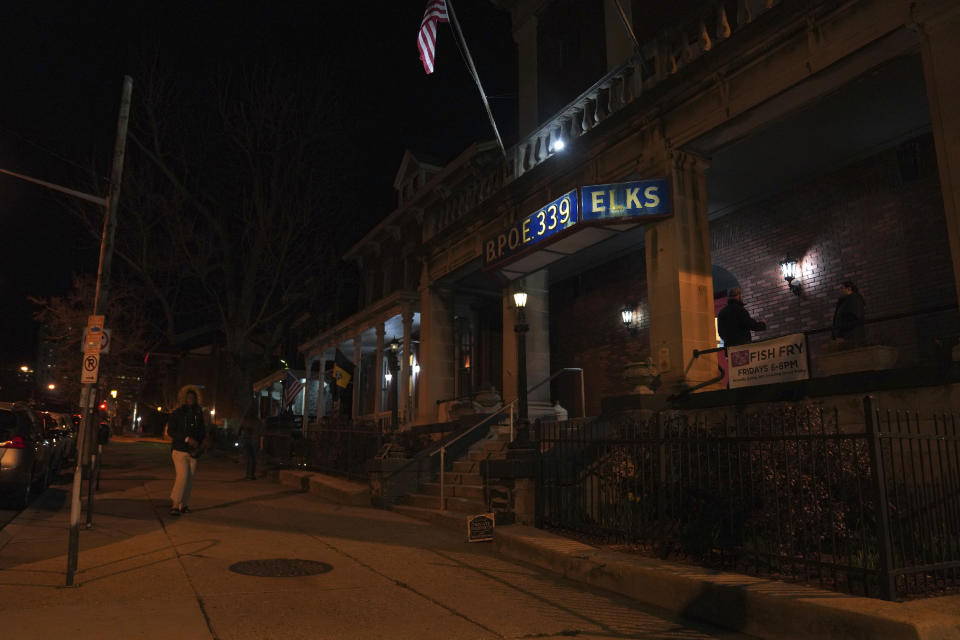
[621,304,640,336]
[110,389,118,398]
[384,371,393,383]
[513,288,528,309]
[779,255,801,296]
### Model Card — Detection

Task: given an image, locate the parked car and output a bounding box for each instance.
[48,412,78,459]
[0,402,54,507]
[39,411,76,476]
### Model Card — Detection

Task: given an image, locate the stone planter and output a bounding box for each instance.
[624,360,659,394]
[816,345,899,377]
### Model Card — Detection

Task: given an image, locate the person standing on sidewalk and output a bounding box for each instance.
[165,388,207,516]
[717,287,767,347]
[238,406,264,480]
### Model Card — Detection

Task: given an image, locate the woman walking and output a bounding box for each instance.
[166,388,207,516]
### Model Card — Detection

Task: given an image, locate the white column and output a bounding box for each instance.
[352,336,363,420]
[301,355,313,432]
[316,351,328,419]
[400,306,413,425]
[374,324,385,418]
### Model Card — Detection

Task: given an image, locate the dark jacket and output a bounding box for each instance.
[167,405,207,452]
[717,299,766,347]
[238,414,264,446]
[833,292,866,342]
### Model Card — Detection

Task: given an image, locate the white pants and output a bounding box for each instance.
[170,450,198,508]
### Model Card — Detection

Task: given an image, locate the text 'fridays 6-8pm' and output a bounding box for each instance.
[482,177,671,269]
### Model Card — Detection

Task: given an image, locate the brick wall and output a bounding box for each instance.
[711,133,957,366]
[550,134,958,415]
[550,249,649,417]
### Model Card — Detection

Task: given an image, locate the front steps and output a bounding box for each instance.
[397,423,510,526]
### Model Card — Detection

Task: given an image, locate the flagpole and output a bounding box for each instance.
[445,0,506,157]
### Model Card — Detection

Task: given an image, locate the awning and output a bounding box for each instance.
[252,369,304,393]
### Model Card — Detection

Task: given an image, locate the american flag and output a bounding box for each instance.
[418,0,449,74]
[282,371,303,411]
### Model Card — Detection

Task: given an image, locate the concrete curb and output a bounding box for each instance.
[278,469,312,491]
[307,473,370,507]
[493,526,960,640]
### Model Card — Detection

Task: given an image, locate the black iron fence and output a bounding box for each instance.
[291,423,384,481]
[537,398,960,599]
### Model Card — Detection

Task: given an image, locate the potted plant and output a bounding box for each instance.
[624,358,660,394]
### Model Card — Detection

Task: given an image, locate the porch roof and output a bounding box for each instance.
[297,289,419,357]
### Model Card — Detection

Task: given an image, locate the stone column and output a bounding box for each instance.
[401,306,413,426]
[604,0,634,70]
[316,352,328,419]
[374,324,385,418]
[417,284,455,424]
[916,1,960,356]
[503,270,553,414]
[352,336,363,420]
[301,354,314,432]
[644,150,718,393]
[514,16,538,138]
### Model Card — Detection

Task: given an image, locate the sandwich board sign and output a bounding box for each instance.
[467,513,495,543]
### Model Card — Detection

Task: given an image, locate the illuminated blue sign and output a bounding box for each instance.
[483,189,579,267]
[581,178,670,223]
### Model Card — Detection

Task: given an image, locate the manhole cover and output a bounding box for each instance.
[228,558,332,577]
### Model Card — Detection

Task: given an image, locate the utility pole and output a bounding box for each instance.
[0,77,133,586]
[67,75,133,585]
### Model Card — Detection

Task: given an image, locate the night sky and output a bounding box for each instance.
[0,1,516,366]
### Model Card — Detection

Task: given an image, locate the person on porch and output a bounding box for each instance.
[832,280,866,344]
[717,287,767,346]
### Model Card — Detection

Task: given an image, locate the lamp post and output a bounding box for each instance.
[509,287,533,452]
[386,339,401,432]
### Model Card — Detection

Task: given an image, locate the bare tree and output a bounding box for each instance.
[31,275,152,403]
[75,64,362,420]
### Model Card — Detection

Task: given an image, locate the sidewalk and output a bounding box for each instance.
[0,441,751,640]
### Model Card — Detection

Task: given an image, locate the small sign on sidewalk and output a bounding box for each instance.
[467,513,495,543]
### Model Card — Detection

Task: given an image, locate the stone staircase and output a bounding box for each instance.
[394,424,511,531]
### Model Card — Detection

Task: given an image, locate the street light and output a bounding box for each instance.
[509,285,534,453]
[110,389,118,399]
[19,365,29,373]
[47,383,56,390]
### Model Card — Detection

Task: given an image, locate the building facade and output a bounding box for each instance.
[301,0,960,426]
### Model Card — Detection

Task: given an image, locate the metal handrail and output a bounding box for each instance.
[377,367,589,510]
[432,367,586,511]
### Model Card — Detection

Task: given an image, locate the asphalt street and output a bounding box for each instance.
[0,440,754,639]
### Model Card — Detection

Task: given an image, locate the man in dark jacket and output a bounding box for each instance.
[717,288,767,346]
[832,281,866,344]
[166,389,207,516]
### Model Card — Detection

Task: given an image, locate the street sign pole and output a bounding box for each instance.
[66,75,132,587]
